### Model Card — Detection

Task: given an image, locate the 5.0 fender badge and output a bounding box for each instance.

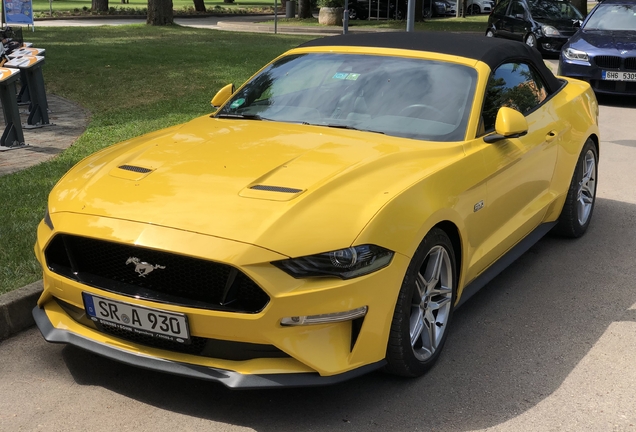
[474,200,484,212]
[126,257,166,277]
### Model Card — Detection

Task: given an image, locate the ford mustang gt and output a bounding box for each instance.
[33,32,600,389]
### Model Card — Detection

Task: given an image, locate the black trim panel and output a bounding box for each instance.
[456,222,557,308]
[33,306,386,389]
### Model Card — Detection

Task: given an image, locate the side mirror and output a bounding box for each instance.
[211,83,235,109]
[483,107,528,143]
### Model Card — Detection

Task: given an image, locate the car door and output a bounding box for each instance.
[503,0,530,41]
[490,0,512,38]
[467,62,560,279]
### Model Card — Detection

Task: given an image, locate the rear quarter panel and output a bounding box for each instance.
[544,78,600,221]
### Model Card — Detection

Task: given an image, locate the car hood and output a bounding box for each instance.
[50,115,461,257]
[568,30,636,53]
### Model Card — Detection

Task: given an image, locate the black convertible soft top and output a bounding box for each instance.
[300,32,562,93]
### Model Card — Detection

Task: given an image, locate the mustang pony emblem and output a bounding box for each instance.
[125,257,166,277]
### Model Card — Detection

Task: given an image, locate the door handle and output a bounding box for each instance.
[545,130,558,142]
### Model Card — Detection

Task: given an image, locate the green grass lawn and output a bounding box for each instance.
[32,0,276,15]
[0,26,312,295]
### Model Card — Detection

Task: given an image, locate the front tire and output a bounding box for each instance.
[385,228,457,377]
[486,28,495,37]
[525,33,537,49]
[554,139,598,238]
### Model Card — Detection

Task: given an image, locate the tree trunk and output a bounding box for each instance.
[92,0,108,12]
[569,0,586,16]
[193,0,206,12]
[298,0,312,18]
[414,0,423,21]
[147,0,174,25]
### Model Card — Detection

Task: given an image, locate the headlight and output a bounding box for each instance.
[541,25,560,36]
[563,47,589,62]
[272,244,394,279]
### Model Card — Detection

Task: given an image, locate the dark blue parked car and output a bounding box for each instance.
[559,0,636,95]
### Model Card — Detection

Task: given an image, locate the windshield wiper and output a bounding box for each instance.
[215,113,265,120]
[303,122,385,135]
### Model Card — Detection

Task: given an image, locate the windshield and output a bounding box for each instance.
[529,0,583,19]
[216,53,477,142]
[584,3,636,30]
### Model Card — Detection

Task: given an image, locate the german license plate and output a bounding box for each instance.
[602,71,636,81]
[82,293,191,344]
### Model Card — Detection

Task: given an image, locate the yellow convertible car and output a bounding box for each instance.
[33,32,599,388]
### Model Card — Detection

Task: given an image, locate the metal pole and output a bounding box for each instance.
[343,0,349,34]
[406,0,415,31]
[274,0,278,34]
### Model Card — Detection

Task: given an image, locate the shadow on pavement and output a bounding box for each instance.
[61,196,636,431]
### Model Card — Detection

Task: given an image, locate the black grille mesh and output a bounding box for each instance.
[119,165,152,173]
[591,80,636,95]
[101,324,209,355]
[45,235,269,313]
[250,185,303,194]
[625,58,636,71]
[594,56,621,69]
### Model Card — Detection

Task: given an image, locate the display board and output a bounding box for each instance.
[3,0,34,26]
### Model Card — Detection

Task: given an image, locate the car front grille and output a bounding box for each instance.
[625,57,636,71]
[594,56,621,69]
[99,323,289,360]
[45,234,270,313]
[591,80,636,95]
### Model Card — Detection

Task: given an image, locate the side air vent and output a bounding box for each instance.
[250,185,303,194]
[119,165,152,174]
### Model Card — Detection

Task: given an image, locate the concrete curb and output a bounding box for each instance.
[216,20,397,34]
[0,281,42,341]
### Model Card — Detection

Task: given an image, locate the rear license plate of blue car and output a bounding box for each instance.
[602,71,636,82]
[82,292,191,344]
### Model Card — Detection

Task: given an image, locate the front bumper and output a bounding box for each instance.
[559,58,636,95]
[537,36,570,54]
[33,306,385,389]
[34,212,409,386]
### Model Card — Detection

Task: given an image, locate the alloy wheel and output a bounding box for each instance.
[577,149,596,225]
[409,245,453,361]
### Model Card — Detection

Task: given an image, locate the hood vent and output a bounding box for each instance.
[250,185,303,194]
[119,165,152,174]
